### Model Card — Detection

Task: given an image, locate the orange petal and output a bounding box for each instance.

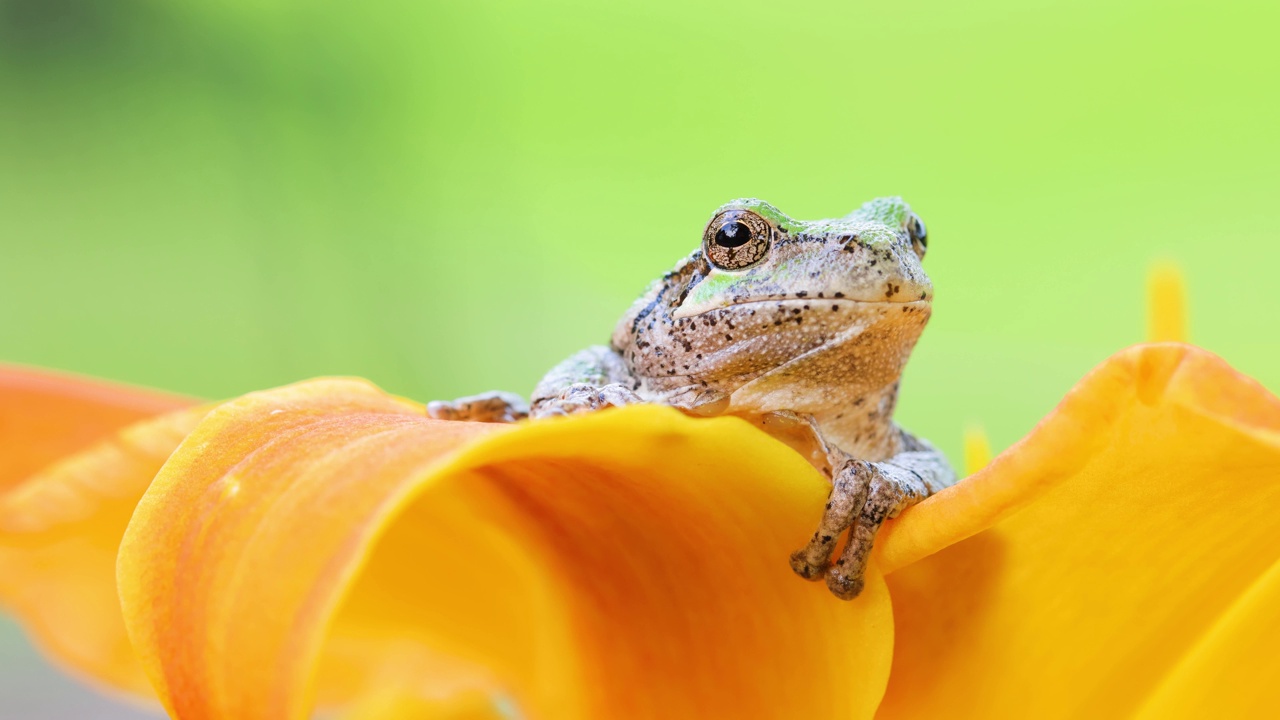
[0,364,194,493]
[118,378,893,720]
[0,405,208,696]
[875,343,1280,719]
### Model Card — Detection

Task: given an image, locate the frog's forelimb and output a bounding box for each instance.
[789,430,955,599]
[428,346,642,422]
[529,345,643,418]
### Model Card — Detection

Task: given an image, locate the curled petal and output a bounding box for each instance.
[118,379,893,720]
[876,344,1280,719]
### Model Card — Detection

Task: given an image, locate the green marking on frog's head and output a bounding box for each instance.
[846,196,914,228]
[841,196,916,248]
[683,269,738,297]
[715,198,804,234]
[673,196,932,318]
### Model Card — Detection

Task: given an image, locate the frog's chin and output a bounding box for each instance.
[672,295,929,319]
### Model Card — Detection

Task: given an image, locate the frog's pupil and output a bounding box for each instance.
[715,222,752,248]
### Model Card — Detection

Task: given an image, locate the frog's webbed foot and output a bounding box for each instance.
[426,391,529,423]
[529,382,643,419]
[789,455,932,600]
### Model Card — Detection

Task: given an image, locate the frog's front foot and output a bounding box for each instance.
[530,382,643,419]
[426,391,529,423]
[789,458,918,600]
[789,457,874,589]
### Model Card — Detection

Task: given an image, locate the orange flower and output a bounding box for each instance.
[1,270,1278,718]
[3,341,1279,720]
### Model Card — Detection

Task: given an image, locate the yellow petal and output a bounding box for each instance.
[1131,554,1280,719]
[0,366,199,696]
[1147,261,1188,342]
[341,689,510,720]
[875,344,1280,719]
[118,378,893,720]
[962,423,991,476]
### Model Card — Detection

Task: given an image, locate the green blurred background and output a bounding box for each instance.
[1,0,1277,715]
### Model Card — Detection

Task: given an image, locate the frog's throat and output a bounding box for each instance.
[722,303,928,459]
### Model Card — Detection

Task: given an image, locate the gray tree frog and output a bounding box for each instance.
[428,197,956,599]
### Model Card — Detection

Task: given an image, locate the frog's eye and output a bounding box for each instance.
[703,209,772,270]
[907,213,928,258]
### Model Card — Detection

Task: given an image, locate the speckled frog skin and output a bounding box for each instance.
[428,197,956,599]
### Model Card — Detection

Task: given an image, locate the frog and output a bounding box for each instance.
[427,197,956,600]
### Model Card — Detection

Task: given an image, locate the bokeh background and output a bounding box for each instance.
[1,0,1277,716]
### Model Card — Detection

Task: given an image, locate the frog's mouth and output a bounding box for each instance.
[673,293,931,320]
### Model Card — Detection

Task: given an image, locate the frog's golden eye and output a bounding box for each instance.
[703,210,772,270]
[908,213,928,258]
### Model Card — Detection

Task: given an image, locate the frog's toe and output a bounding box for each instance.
[825,569,865,600]
[425,400,460,421]
[559,383,640,411]
[595,383,643,409]
[530,383,642,418]
[789,548,828,580]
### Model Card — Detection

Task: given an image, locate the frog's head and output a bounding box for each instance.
[673,197,931,318]
[612,196,936,423]
[609,193,931,422]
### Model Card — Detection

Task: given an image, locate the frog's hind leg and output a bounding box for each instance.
[426,391,529,423]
